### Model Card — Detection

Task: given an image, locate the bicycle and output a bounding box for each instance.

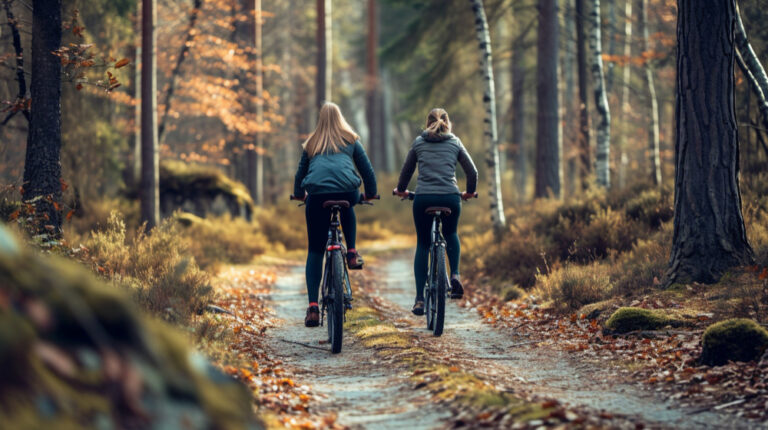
[394,190,477,336]
[291,194,379,353]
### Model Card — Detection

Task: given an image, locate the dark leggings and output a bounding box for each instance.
[305,191,360,304]
[413,194,461,300]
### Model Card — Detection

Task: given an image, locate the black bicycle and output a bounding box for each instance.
[291,194,378,353]
[395,190,476,336]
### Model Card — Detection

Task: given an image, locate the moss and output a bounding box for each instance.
[605,307,679,333]
[701,318,768,366]
[160,159,254,212]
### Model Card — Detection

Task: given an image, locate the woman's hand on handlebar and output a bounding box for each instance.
[362,193,380,201]
[289,192,307,202]
[461,191,478,201]
[392,188,410,199]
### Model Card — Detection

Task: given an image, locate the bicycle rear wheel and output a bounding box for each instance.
[327,251,345,353]
[426,244,447,336]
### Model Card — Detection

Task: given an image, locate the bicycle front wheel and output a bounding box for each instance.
[327,251,345,354]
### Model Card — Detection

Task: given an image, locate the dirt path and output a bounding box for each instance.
[364,254,759,430]
[263,266,451,429]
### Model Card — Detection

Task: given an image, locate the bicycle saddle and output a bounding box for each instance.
[425,206,451,216]
[323,200,351,209]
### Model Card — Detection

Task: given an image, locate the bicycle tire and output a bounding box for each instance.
[426,247,436,331]
[432,244,447,336]
[328,251,345,354]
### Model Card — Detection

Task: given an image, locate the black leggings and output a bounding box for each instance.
[413,194,461,300]
[304,191,360,304]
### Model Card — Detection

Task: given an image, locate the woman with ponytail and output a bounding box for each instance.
[394,108,478,315]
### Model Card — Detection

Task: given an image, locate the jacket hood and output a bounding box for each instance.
[421,131,455,143]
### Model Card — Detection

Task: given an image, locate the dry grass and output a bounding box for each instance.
[533,263,612,312]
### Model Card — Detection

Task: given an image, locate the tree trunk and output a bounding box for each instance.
[140,0,159,229]
[158,0,203,146]
[535,0,562,199]
[366,0,384,172]
[511,16,527,204]
[605,0,616,93]
[470,0,506,236]
[736,49,768,132]
[617,0,631,188]
[248,0,264,205]
[1,0,30,125]
[316,0,331,109]
[23,0,63,233]
[563,0,577,196]
[133,36,142,188]
[640,0,661,186]
[590,0,611,188]
[734,5,768,130]
[575,0,590,191]
[667,0,752,284]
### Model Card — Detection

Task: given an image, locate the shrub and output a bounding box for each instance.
[701,318,768,366]
[605,307,677,333]
[623,189,674,229]
[533,263,611,312]
[176,213,267,269]
[571,209,638,262]
[610,225,671,296]
[253,206,306,251]
[464,229,548,288]
[86,212,214,323]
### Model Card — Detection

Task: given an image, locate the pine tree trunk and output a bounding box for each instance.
[575,0,590,191]
[605,0,617,92]
[511,18,527,204]
[563,0,577,196]
[23,0,63,233]
[667,0,753,284]
[316,0,331,109]
[617,0,631,188]
[366,0,384,172]
[590,0,611,188]
[252,0,264,205]
[470,0,506,236]
[535,0,562,199]
[640,0,661,186]
[140,0,159,229]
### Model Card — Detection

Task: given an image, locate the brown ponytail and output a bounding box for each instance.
[424,108,452,136]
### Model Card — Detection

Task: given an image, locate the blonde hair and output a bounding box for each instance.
[303,102,360,158]
[425,108,452,136]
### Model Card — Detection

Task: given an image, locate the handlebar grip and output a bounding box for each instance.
[289,194,297,201]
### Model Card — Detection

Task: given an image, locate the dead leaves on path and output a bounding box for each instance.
[212,267,341,429]
[464,291,768,422]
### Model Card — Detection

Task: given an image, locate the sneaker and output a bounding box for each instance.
[450,276,464,299]
[412,300,425,316]
[305,305,320,327]
[346,249,364,270]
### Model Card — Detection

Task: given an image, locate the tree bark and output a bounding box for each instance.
[605,0,616,93]
[133,10,142,188]
[617,0,631,188]
[736,49,768,133]
[1,0,30,125]
[575,0,590,191]
[157,0,203,146]
[22,0,62,233]
[248,0,264,205]
[640,0,660,186]
[140,0,159,229]
[667,0,753,284]
[590,0,611,188]
[535,0,562,199]
[470,0,506,236]
[511,16,527,204]
[563,0,577,196]
[366,0,384,172]
[316,0,331,109]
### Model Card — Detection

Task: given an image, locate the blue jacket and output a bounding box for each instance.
[294,140,378,198]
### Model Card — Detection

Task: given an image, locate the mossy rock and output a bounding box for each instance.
[0,224,262,429]
[701,319,768,366]
[605,307,678,333]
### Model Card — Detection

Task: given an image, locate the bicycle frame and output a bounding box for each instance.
[320,206,352,326]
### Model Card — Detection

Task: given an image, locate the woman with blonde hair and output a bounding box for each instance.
[293,102,377,327]
[394,108,477,315]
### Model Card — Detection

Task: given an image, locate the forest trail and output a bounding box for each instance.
[255,251,758,429]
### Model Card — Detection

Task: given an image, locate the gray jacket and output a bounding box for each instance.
[396,132,478,195]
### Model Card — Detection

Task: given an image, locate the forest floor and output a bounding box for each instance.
[212,245,765,429]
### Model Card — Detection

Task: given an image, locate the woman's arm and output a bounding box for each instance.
[352,141,378,198]
[293,151,310,198]
[396,148,417,192]
[457,141,478,194]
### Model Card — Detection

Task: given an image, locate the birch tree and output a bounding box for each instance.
[640,0,661,186]
[140,0,159,229]
[249,0,264,205]
[316,0,332,109]
[617,0,631,188]
[535,0,562,199]
[589,0,611,188]
[667,0,752,284]
[469,0,505,237]
[734,5,768,129]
